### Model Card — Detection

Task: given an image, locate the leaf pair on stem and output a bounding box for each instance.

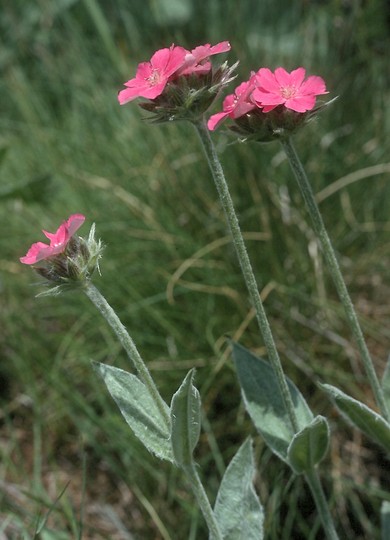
[94,361,264,540]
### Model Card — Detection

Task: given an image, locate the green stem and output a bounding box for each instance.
[83,281,170,428]
[183,462,223,540]
[305,468,339,540]
[281,137,389,421]
[194,119,299,433]
[196,121,339,539]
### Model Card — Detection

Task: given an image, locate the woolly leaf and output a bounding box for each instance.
[93,362,173,462]
[233,342,313,461]
[214,438,264,539]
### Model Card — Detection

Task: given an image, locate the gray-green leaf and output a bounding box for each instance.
[170,369,201,466]
[321,383,390,453]
[93,362,173,462]
[287,415,330,474]
[214,438,264,540]
[233,342,313,462]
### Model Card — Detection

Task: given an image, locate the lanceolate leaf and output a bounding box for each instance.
[233,342,313,462]
[287,416,330,474]
[93,362,173,462]
[170,369,201,467]
[214,438,264,540]
[321,383,390,453]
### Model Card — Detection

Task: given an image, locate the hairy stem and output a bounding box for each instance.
[194,118,299,433]
[281,137,389,421]
[84,281,170,428]
[305,468,340,540]
[183,462,223,540]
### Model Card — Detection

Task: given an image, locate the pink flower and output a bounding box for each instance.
[20,214,86,265]
[178,41,231,76]
[118,45,187,105]
[207,76,257,131]
[118,42,231,105]
[252,67,328,113]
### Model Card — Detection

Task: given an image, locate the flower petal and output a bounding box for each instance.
[134,62,154,82]
[190,41,231,64]
[178,41,230,76]
[288,67,306,87]
[274,67,294,87]
[252,88,285,106]
[300,75,328,96]
[207,111,229,131]
[20,242,52,264]
[150,45,187,78]
[285,95,316,112]
[66,214,86,237]
[118,87,142,105]
[255,68,280,93]
[261,104,278,112]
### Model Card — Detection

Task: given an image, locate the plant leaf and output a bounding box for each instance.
[170,368,201,466]
[321,383,390,453]
[93,362,173,462]
[232,342,313,462]
[214,438,264,540]
[287,415,330,474]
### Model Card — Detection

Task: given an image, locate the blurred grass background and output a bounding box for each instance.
[1,0,390,538]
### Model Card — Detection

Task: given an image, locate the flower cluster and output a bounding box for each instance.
[20,214,103,290]
[208,67,329,141]
[118,42,235,122]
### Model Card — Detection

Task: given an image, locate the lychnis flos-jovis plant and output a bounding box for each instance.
[118,46,341,540]
[117,43,390,539]
[20,214,264,540]
[19,41,390,540]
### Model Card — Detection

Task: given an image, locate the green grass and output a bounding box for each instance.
[1,0,390,538]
